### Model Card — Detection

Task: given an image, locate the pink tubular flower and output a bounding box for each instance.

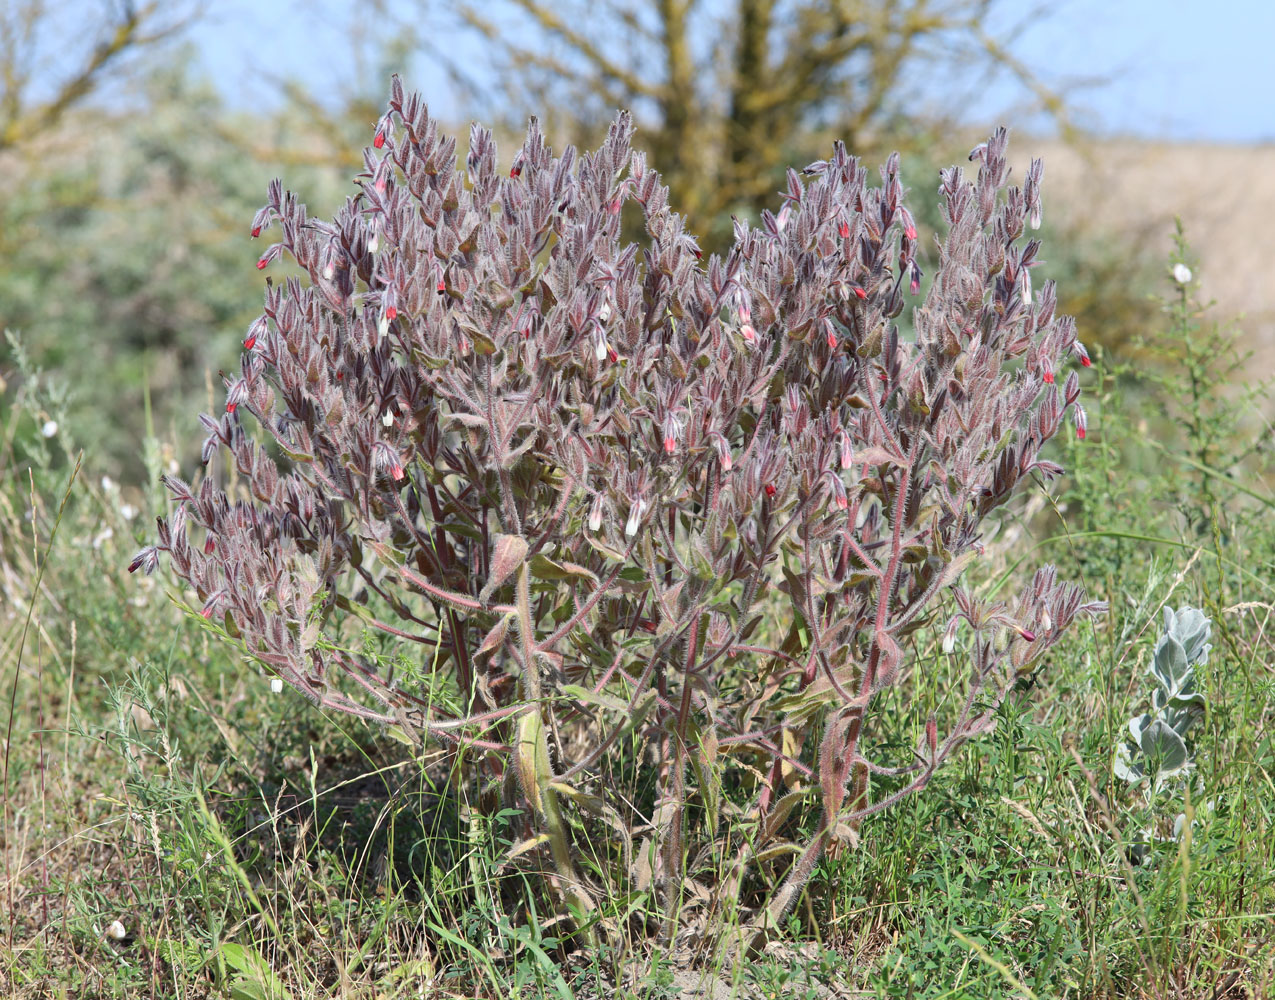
[711,432,733,471]
[902,208,917,241]
[1074,403,1088,440]
[374,441,406,481]
[225,380,248,415]
[838,220,850,239]
[127,546,159,575]
[824,318,838,349]
[204,536,215,555]
[825,471,848,510]
[839,431,854,470]
[662,414,679,455]
[373,130,386,149]
[244,316,266,352]
[1041,357,1054,384]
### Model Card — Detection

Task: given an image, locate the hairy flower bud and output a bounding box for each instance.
[625,497,648,538]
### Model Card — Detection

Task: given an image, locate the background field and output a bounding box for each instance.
[3,4,1274,997]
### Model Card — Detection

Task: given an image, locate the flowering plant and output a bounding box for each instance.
[133,77,1103,946]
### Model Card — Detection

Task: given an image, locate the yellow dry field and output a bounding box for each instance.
[1015,138,1275,375]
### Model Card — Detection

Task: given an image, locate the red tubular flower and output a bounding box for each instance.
[204,536,215,555]
[853,286,867,300]
[373,131,385,149]
[256,257,269,271]
[251,226,261,238]
[764,483,776,498]
[839,221,850,239]
[662,414,678,455]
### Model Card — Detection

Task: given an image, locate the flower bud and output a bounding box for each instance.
[941,618,958,654]
[625,498,647,537]
[588,494,605,532]
[662,414,679,455]
[1073,403,1088,440]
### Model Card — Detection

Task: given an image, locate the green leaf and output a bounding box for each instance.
[1139,719,1188,772]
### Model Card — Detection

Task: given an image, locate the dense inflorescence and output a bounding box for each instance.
[133,76,1103,938]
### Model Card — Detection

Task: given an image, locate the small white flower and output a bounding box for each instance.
[942,621,958,654]
[104,919,126,940]
[120,503,138,522]
[1172,263,1192,285]
[41,419,58,438]
[101,475,116,492]
[382,409,394,427]
[625,498,648,538]
[378,312,390,339]
[270,677,283,694]
[368,231,379,254]
[322,261,335,281]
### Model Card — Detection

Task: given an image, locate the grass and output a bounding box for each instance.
[3,250,1275,998]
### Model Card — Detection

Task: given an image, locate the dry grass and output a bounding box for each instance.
[1011,137,1275,372]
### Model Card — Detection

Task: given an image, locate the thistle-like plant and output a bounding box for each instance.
[132,77,1104,949]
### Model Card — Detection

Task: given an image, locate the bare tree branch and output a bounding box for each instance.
[0,0,197,151]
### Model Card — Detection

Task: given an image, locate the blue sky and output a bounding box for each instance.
[193,0,1274,144]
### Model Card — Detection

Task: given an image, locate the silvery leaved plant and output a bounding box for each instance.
[1114,603,1212,864]
[1114,604,1209,793]
[131,76,1104,951]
